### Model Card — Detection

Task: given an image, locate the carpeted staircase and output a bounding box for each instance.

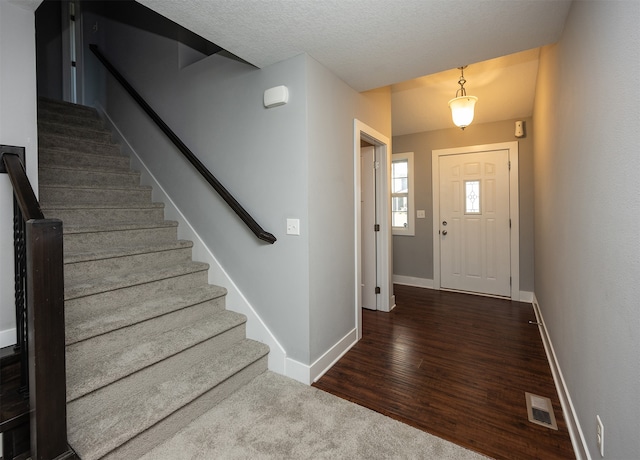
[37,98,269,460]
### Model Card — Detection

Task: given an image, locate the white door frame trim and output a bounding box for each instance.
[432,141,520,300]
[354,119,393,340]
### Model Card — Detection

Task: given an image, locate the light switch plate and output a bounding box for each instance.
[286,218,300,235]
[417,210,426,218]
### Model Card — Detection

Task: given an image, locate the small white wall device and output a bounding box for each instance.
[264,85,289,108]
[515,120,525,138]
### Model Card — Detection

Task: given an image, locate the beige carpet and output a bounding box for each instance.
[138,371,489,459]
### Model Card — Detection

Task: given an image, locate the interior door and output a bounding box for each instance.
[439,150,511,297]
[361,146,377,310]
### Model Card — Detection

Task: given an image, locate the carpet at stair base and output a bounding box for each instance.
[139,371,489,460]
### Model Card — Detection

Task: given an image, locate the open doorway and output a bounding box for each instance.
[354,119,394,341]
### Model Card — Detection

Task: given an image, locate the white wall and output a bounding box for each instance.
[0,1,39,348]
[533,1,640,458]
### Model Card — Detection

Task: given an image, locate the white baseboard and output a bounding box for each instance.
[393,276,534,304]
[284,328,358,385]
[532,294,589,460]
[393,275,434,289]
[519,290,534,303]
[0,328,16,348]
[96,104,288,377]
[311,328,358,383]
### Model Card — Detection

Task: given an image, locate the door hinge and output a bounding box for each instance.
[510,276,512,286]
[508,160,511,170]
[509,218,512,228]
[375,286,381,294]
[374,224,380,232]
[374,161,380,170]
[71,61,77,67]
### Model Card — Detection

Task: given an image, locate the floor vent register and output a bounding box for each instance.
[525,392,558,430]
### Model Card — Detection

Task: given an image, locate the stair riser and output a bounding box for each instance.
[39,101,98,118]
[63,225,178,253]
[40,186,152,206]
[65,246,193,282]
[39,167,141,188]
[42,206,165,226]
[66,291,227,346]
[64,268,209,307]
[101,357,267,460]
[39,123,113,143]
[39,134,121,156]
[38,110,105,129]
[67,318,248,402]
[39,149,131,171]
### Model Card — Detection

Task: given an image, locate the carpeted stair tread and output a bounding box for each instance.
[64,239,192,264]
[64,261,209,300]
[66,308,248,402]
[67,338,269,460]
[63,219,177,233]
[39,132,122,155]
[64,240,195,283]
[64,268,210,320]
[42,201,164,211]
[38,109,105,129]
[42,203,166,226]
[39,164,141,185]
[38,120,114,143]
[38,148,131,169]
[39,97,99,114]
[66,284,227,345]
[40,185,152,207]
[40,183,150,193]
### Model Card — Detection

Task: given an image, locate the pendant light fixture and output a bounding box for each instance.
[448,66,478,130]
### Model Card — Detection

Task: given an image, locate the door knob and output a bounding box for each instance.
[442,230,448,235]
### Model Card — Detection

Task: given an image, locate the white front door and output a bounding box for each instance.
[361,146,377,310]
[438,149,511,297]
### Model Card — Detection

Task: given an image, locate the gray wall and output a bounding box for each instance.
[307,58,391,361]
[81,9,390,366]
[0,1,39,348]
[392,117,535,292]
[533,1,640,458]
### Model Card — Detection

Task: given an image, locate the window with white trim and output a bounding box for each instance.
[392,152,414,236]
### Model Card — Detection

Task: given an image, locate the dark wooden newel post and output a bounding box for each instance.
[26,218,67,460]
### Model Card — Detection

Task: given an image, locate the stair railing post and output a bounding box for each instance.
[26,219,67,460]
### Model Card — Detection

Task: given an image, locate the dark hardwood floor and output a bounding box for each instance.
[313,285,575,460]
[1,347,30,460]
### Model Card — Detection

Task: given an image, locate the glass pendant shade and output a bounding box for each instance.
[448,95,478,129]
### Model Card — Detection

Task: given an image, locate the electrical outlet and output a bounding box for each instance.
[596,415,604,457]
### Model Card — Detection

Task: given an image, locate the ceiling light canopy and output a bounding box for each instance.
[448,66,478,130]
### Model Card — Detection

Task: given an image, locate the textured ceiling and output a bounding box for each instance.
[392,48,541,135]
[14,0,572,135]
[136,0,571,134]
[136,0,571,92]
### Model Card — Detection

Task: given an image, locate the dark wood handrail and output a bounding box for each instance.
[2,150,71,460]
[2,153,44,221]
[89,44,276,244]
